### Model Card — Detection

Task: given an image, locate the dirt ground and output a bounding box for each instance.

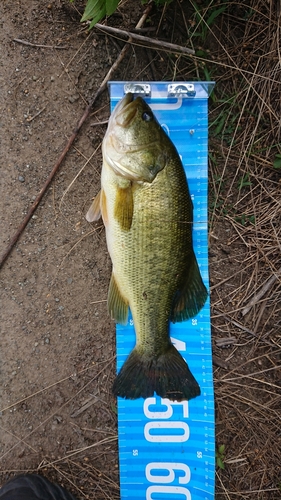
[0,1,281,499]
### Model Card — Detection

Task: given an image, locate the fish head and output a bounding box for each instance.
[103,93,168,183]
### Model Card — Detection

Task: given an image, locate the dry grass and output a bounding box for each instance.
[198,1,281,497]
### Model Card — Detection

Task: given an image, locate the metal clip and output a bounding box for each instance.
[168,83,196,97]
[124,83,151,96]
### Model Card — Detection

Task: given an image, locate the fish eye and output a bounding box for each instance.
[142,111,153,122]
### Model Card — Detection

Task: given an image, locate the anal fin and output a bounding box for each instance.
[108,273,129,325]
[171,251,208,323]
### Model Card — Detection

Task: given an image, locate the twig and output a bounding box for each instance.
[41,436,118,466]
[95,23,195,55]
[132,27,156,33]
[0,4,153,269]
[213,355,229,370]
[214,309,275,347]
[0,366,92,413]
[215,337,237,348]
[26,106,46,122]
[13,38,68,49]
[71,394,99,418]
[241,267,281,316]
[90,119,108,127]
[209,260,255,290]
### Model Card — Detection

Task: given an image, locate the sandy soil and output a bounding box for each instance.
[0,1,125,495]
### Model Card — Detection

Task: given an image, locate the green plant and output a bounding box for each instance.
[191,1,227,43]
[70,0,174,29]
[111,402,117,414]
[273,153,281,169]
[209,96,240,141]
[216,444,225,470]
[209,198,230,216]
[71,0,119,28]
[188,2,227,83]
[238,173,251,190]
[214,175,224,189]
[235,213,255,226]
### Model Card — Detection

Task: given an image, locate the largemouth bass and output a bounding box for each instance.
[87,93,207,401]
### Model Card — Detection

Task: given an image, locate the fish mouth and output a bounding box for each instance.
[106,92,159,153]
[113,93,138,127]
[104,93,164,181]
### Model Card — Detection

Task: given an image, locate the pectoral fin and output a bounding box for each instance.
[86,190,102,222]
[100,189,108,226]
[114,183,133,231]
[86,189,108,226]
[108,273,129,325]
[171,251,208,322]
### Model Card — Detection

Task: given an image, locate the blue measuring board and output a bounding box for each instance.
[108,81,215,500]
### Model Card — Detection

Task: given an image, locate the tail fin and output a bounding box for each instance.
[112,344,200,401]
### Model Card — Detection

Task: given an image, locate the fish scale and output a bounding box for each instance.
[128,180,191,352]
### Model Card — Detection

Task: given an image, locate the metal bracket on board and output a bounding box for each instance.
[168,83,196,97]
[124,83,151,96]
